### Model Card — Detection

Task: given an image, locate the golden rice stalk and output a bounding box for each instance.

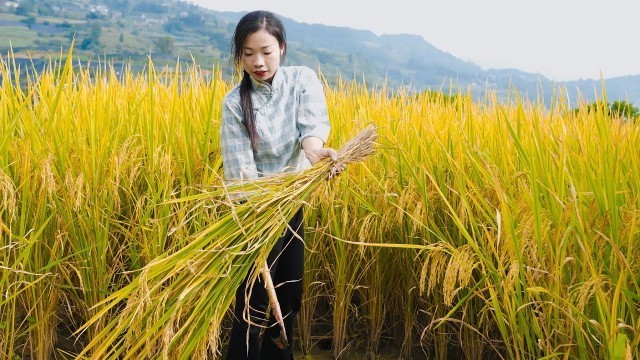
[77,124,378,359]
[260,262,288,349]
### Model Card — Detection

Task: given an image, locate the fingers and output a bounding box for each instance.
[310,147,344,180]
[324,148,344,180]
[326,148,339,162]
[327,162,347,180]
[306,147,339,165]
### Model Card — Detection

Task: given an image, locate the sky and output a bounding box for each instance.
[189,0,640,81]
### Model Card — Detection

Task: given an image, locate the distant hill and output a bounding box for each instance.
[1,0,638,106]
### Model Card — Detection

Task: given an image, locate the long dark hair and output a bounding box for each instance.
[232,10,287,148]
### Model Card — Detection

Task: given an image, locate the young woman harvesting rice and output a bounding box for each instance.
[221,10,345,360]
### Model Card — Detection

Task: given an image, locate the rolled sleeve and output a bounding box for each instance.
[220,98,258,184]
[297,68,331,144]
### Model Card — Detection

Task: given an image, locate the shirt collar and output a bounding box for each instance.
[250,68,283,95]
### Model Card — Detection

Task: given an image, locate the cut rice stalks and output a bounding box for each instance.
[76,124,378,359]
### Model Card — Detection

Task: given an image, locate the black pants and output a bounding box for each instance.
[226,208,304,360]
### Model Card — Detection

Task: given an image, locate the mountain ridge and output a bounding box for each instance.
[1,0,637,105]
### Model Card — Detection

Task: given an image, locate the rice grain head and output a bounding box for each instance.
[443,245,478,306]
[419,243,450,297]
[574,275,610,313]
[40,153,58,200]
[0,169,17,222]
[64,172,85,212]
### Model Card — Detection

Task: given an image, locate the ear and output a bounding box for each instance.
[280,43,286,56]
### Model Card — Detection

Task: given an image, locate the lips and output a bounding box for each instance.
[255,70,267,77]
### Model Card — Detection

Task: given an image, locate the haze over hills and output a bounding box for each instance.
[1,0,638,106]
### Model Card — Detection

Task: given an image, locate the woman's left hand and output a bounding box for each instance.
[303,137,346,179]
[306,147,346,179]
[328,160,347,180]
[307,147,338,165]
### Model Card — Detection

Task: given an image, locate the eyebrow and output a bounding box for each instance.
[243,45,275,50]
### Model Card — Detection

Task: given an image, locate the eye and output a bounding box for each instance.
[264,52,272,55]
[243,52,252,57]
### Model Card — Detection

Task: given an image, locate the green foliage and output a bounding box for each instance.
[576,100,640,121]
[79,37,94,50]
[56,21,72,29]
[37,3,54,16]
[86,11,103,20]
[610,100,639,119]
[613,333,629,360]
[179,12,205,28]
[20,16,36,29]
[153,35,174,54]
[89,22,102,44]
[163,19,183,34]
[14,0,33,16]
[131,1,166,14]
[110,0,130,14]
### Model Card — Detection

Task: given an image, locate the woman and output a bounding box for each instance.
[221,10,343,360]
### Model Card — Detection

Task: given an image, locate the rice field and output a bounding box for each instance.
[1,48,639,359]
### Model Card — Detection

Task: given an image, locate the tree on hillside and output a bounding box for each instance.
[90,22,102,45]
[111,0,131,15]
[15,0,34,16]
[163,20,183,34]
[610,100,639,119]
[179,12,205,28]
[132,1,166,14]
[37,2,53,16]
[20,16,36,29]
[86,12,104,20]
[153,36,174,55]
[208,32,229,51]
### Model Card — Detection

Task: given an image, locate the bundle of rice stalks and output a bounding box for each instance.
[76,124,378,359]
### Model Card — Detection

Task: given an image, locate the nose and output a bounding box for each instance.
[253,54,265,68]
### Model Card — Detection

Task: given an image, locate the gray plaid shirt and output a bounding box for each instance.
[220,66,331,184]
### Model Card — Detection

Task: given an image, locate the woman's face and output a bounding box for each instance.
[241,29,284,84]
